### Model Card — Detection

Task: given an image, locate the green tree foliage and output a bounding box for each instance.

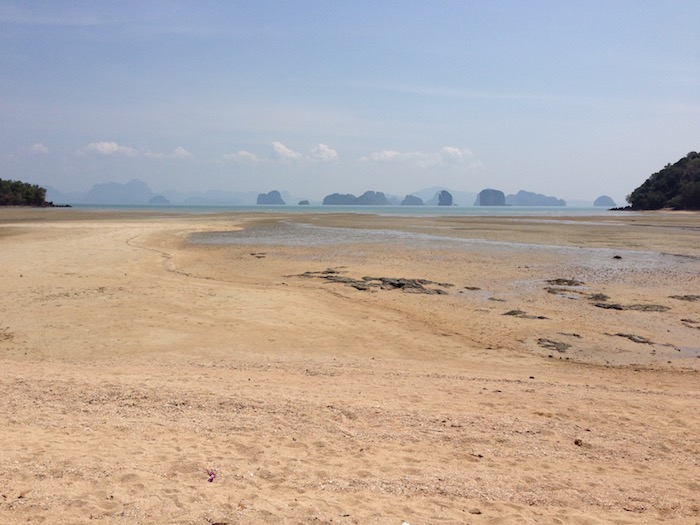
[627,152,700,210]
[0,178,48,206]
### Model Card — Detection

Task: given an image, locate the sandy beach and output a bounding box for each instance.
[1,208,699,525]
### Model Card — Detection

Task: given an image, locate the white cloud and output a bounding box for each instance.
[82,142,192,160]
[224,143,336,163]
[170,146,193,159]
[311,143,338,161]
[439,146,473,162]
[223,150,258,162]
[272,141,302,160]
[362,149,431,165]
[85,141,139,157]
[364,149,402,162]
[362,146,476,168]
[30,143,49,154]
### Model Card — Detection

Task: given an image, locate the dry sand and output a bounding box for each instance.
[1,208,699,524]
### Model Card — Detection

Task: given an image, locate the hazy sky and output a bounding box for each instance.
[2,1,699,202]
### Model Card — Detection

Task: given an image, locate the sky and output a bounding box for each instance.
[1,1,699,203]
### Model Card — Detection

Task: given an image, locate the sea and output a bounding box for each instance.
[68,202,697,290]
[72,203,637,249]
[71,203,629,218]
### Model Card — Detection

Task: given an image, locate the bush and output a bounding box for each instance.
[627,152,700,210]
[0,178,48,206]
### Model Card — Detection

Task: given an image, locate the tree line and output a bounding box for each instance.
[0,178,49,206]
[627,151,700,210]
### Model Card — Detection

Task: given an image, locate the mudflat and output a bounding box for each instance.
[1,208,699,524]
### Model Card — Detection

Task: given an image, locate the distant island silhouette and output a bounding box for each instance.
[23,177,624,208]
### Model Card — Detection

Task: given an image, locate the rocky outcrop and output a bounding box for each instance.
[294,268,454,294]
[82,179,154,204]
[323,193,358,205]
[298,200,310,205]
[401,194,424,206]
[437,190,453,206]
[322,191,391,205]
[257,190,286,205]
[506,190,565,206]
[475,189,505,206]
[356,191,390,205]
[149,195,170,204]
[593,195,616,207]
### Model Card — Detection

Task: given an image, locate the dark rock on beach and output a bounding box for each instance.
[594,303,670,312]
[669,295,700,302]
[546,278,584,286]
[293,269,453,294]
[537,338,570,353]
[608,333,654,344]
[504,310,549,320]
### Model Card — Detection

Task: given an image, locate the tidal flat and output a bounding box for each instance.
[1,208,699,524]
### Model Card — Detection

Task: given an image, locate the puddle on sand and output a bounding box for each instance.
[187,221,700,273]
[188,222,423,246]
[677,347,700,359]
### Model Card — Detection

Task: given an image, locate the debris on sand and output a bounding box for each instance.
[607,333,654,344]
[293,269,453,295]
[545,286,583,296]
[544,281,609,302]
[537,338,571,353]
[546,278,585,286]
[504,310,548,320]
[669,295,700,302]
[682,318,700,330]
[594,303,670,312]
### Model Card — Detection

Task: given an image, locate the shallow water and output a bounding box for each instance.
[188,221,694,274]
[73,203,633,218]
[677,347,700,359]
[190,222,446,247]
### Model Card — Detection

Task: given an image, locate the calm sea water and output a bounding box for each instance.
[69,201,688,275]
[72,203,628,218]
[187,213,693,276]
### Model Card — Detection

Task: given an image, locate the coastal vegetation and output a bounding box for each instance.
[0,178,50,206]
[626,151,700,210]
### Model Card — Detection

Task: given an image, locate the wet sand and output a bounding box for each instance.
[1,208,699,524]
